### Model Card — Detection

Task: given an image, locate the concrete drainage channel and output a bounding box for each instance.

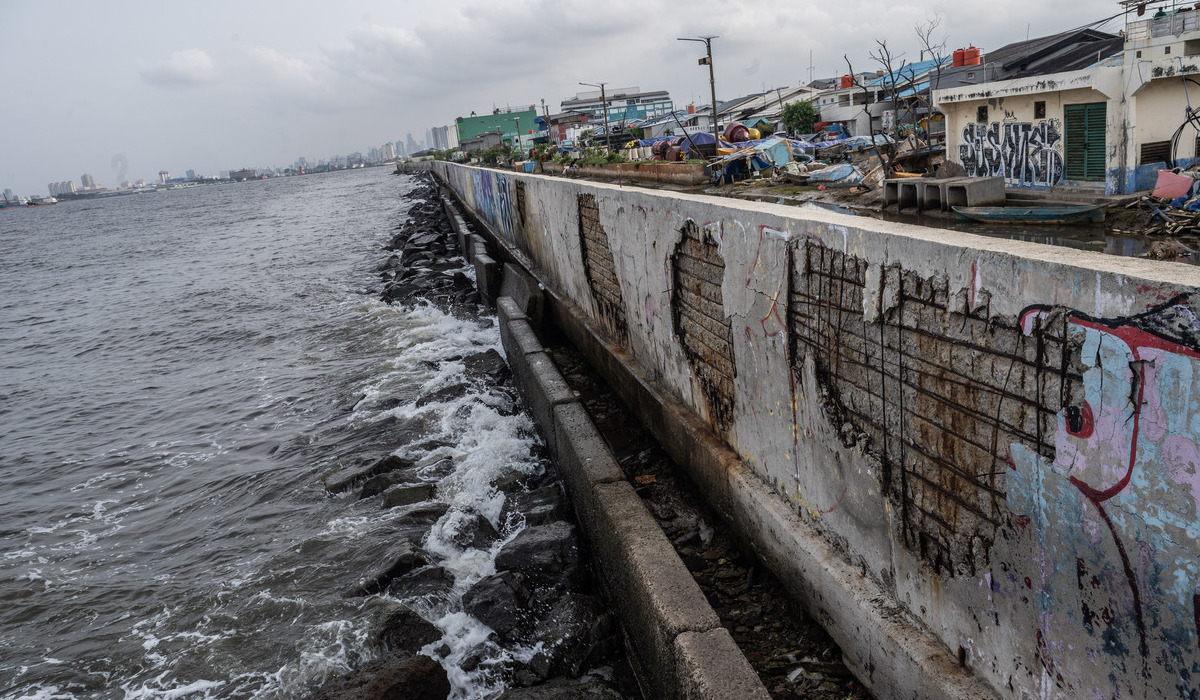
[497,293,768,700]
[441,186,865,699]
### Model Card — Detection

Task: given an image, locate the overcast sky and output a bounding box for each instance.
[1,0,1125,195]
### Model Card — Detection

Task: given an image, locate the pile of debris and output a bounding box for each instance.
[1115,195,1200,260]
[1121,195,1200,237]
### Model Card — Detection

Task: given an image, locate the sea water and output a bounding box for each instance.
[0,169,538,699]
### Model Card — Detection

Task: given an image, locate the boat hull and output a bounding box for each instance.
[952,205,1105,224]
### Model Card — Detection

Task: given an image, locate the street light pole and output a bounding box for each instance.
[579,81,610,152]
[677,36,720,152]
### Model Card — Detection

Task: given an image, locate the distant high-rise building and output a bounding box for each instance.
[158,171,170,184]
[431,125,451,151]
[406,133,419,156]
[381,142,396,160]
[3,188,14,202]
[185,170,197,180]
[80,173,96,189]
[48,181,77,196]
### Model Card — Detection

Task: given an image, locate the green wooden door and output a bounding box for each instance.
[1064,103,1107,181]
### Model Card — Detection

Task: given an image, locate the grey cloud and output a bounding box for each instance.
[140,49,217,88]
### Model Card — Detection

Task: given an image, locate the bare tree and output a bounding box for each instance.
[844,39,906,177]
[914,15,949,147]
[842,17,951,179]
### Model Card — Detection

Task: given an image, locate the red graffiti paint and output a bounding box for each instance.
[1065,402,1094,439]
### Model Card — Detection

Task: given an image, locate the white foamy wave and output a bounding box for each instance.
[120,674,225,700]
[264,619,373,697]
[421,610,509,700]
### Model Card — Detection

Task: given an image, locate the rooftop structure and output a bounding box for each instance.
[561,87,673,124]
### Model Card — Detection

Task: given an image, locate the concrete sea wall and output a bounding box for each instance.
[430,161,1200,699]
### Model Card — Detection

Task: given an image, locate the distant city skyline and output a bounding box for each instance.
[1,0,1124,195]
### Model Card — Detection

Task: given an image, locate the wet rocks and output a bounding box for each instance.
[382,482,438,509]
[326,453,416,494]
[350,538,428,597]
[528,593,615,678]
[500,484,568,527]
[304,650,449,700]
[443,509,500,550]
[375,602,443,653]
[359,471,414,499]
[462,348,512,384]
[378,180,479,313]
[462,570,533,640]
[494,521,581,587]
[497,675,626,699]
[416,382,471,407]
[319,173,635,699]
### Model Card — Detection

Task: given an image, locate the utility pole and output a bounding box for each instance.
[677,36,720,153]
[579,82,610,151]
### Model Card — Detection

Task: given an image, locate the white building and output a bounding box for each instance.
[932,9,1184,195]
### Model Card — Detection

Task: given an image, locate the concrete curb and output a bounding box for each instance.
[492,280,769,698]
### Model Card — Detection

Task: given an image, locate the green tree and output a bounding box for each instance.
[781,100,817,134]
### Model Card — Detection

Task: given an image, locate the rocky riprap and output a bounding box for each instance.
[305,174,635,700]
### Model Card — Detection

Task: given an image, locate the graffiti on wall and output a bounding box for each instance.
[959,120,1064,188]
[788,235,1200,691]
[1005,295,1200,696]
[465,168,517,245]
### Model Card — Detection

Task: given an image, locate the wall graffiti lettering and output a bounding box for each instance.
[959,120,1064,188]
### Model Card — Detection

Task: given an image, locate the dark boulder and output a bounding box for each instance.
[494,522,580,585]
[416,383,471,407]
[374,603,443,653]
[382,483,438,509]
[462,571,531,639]
[528,593,614,678]
[500,485,568,528]
[360,471,415,499]
[325,454,416,494]
[349,539,428,597]
[303,651,449,700]
[391,564,455,598]
[462,349,511,384]
[446,510,501,550]
[497,676,625,700]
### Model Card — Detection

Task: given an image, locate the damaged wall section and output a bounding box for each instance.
[577,193,629,344]
[672,220,736,430]
[789,241,1083,577]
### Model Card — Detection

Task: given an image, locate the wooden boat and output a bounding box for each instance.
[952,204,1105,224]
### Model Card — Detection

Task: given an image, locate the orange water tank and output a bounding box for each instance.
[840,74,853,88]
[964,46,981,65]
[687,103,696,114]
[953,48,966,67]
